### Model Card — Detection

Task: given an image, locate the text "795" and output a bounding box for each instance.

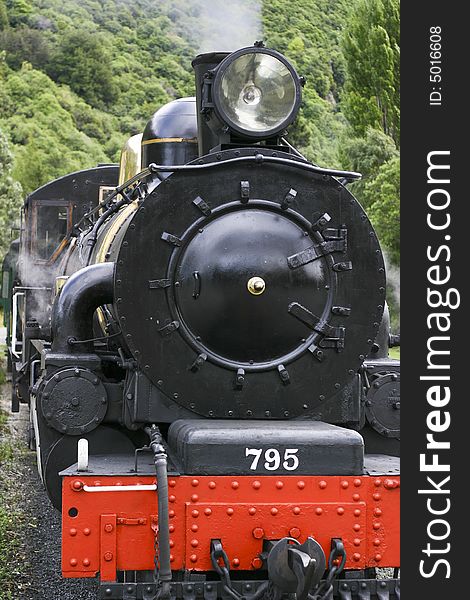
[245,448,299,471]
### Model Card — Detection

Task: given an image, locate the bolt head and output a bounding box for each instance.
[289,527,301,539]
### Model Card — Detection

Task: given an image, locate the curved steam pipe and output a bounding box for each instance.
[51,262,115,354]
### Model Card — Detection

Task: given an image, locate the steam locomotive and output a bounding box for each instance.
[2,44,400,600]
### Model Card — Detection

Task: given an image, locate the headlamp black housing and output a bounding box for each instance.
[193,46,302,153]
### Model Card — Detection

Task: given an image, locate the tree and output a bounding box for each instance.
[339,128,399,266]
[0,1,9,31]
[366,156,399,264]
[342,0,399,144]
[0,27,51,70]
[339,127,398,206]
[49,30,116,108]
[4,0,31,26]
[0,128,22,257]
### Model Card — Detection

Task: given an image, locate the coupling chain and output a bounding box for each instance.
[309,539,347,600]
[211,540,245,600]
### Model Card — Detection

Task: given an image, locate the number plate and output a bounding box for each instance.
[245,448,300,472]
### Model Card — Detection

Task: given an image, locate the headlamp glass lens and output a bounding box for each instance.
[219,52,297,134]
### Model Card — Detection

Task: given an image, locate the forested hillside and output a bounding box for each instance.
[0,0,399,318]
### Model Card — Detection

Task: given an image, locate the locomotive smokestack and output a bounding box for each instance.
[192,52,229,156]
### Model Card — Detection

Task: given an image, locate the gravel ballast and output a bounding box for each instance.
[1,380,98,600]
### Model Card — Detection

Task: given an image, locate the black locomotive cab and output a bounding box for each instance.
[8,165,119,411]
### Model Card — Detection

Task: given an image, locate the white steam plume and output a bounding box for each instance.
[176,0,262,53]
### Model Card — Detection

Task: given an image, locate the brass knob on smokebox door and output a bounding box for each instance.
[247,276,266,296]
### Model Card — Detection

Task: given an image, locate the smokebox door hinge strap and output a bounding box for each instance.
[149,279,171,289]
[158,321,180,336]
[161,232,182,247]
[288,303,345,351]
[287,228,347,269]
[240,181,250,203]
[193,196,212,216]
[332,261,353,272]
[189,353,207,373]
[331,306,351,316]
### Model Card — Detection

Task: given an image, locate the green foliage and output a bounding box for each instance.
[262,0,351,166]
[342,0,399,143]
[0,1,9,30]
[340,127,398,204]
[262,0,349,100]
[0,26,50,69]
[339,0,400,272]
[0,127,22,257]
[339,128,399,264]
[367,156,400,264]
[48,29,116,108]
[5,0,32,26]
[0,63,120,192]
[0,0,400,274]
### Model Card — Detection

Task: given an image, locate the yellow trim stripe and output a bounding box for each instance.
[141,137,198,145]
[95,201,139,264]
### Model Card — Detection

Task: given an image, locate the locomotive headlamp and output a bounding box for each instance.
[211,47,302,139]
